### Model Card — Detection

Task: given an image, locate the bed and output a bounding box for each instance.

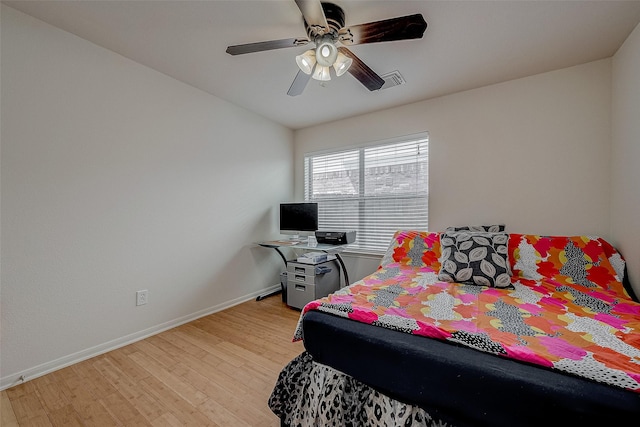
[268,229,640,426]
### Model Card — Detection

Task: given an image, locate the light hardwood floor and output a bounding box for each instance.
[1,296,304,426]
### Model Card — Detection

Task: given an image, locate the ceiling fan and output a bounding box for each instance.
[226,0,427,96]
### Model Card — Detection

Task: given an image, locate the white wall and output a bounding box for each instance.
[0,5,293,388]
[295,59,613,278]
[611,22,640,297]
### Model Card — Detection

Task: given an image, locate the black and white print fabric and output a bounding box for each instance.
[438,231,512,288]
[268,352,451,427]
[445,224,505,232]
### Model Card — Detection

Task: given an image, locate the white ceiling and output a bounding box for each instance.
[4,0,640,129]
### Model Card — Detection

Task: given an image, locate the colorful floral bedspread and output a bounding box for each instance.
[294,231,640,393]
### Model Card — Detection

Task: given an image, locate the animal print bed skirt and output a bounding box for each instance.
[268,352,450,427]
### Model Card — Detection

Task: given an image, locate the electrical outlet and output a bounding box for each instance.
[136,290,148,306]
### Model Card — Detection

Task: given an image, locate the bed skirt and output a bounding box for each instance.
[268,352,451,427]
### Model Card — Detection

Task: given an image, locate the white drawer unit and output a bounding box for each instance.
[288,263,318,277]
[286,259,339,310]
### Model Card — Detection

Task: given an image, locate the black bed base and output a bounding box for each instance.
[301,311,640,427]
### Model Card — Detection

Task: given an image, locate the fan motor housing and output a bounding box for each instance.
[304,2,345,39]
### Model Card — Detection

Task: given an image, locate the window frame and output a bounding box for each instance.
[303,132,429,255]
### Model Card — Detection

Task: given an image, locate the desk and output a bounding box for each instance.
[257,240,350,301]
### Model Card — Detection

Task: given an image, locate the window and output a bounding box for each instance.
[304,133,429,253]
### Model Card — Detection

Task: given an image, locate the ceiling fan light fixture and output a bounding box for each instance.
[315,40,338,67]
[312,65,331,81]
[227,1,428,97]
[296,49,316,75]
[333,52,353,77]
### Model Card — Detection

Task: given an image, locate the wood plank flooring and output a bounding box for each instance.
[1,296,304,426]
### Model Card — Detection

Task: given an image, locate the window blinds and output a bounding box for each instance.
[304,134,429,253]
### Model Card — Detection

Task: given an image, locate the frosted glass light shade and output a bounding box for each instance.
[312,65,331,81]
[295,50,316,75]
[297,40,349,82]
[315,41,338,67]
[333,52,353,77]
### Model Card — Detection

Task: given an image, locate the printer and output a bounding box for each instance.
[315,230,356,245]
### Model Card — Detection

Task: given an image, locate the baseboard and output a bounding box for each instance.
[0,284,281,391]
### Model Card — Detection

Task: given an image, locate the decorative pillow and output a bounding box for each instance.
[379,230,441,269]
[446,224,505,233]
[509,234,628,297]
[438,231,511,288]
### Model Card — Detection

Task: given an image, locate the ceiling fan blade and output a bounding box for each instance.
[338,14,427,46]
[338,47,384,91]
[287,70,312,96]
[295,0,328,35]
[226,37,309,55]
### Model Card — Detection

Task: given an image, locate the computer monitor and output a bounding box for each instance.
[279,202,318,239]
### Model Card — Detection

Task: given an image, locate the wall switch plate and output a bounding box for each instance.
[136,290,148,306]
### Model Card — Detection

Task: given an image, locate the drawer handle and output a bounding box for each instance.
[294,267,305,274]
[294,275,305,281]
[295,285,306,291]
